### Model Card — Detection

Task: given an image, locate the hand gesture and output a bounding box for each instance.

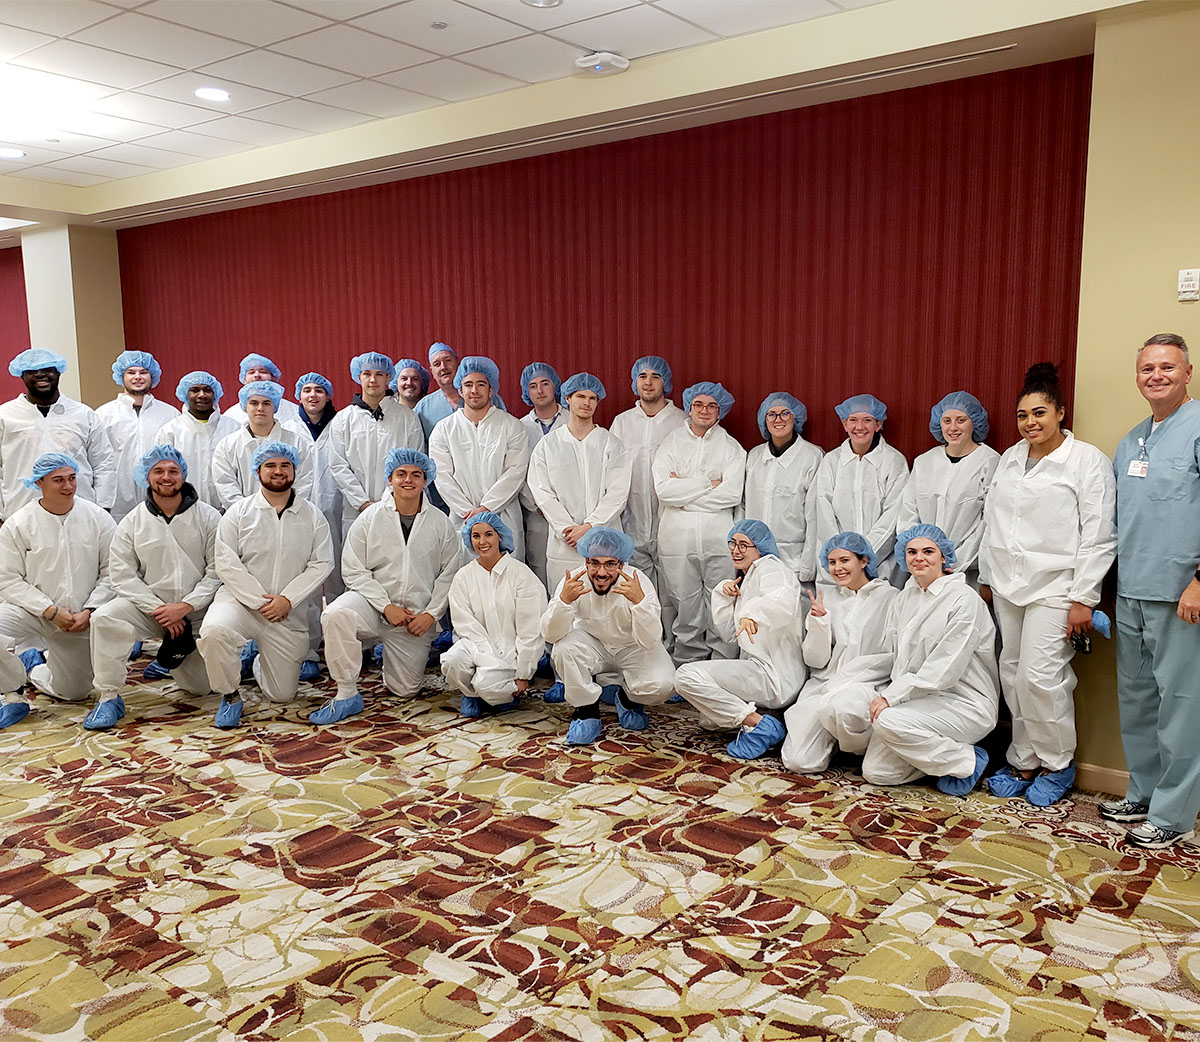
[736,617,758,643]
[615,569,645,605]
[384,603,414,627]
[869,695,889,722]
[560,568,589,604]
[259,594,291,622]
[563,523,591,548]
[65,609,93,633]
[807,588,826,617]
[406,612,435,637]
[721,575,743,598]
[152,601,193,638]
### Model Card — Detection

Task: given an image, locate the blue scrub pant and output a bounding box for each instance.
[1116,596,1200,832]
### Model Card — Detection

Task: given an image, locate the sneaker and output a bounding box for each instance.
[84,696,126,731]
[214,695,243,729]
[1026,762,1075,807]
[543,682,565,704]
[599,684,621,706]
[987,765,1035,799]
[1125,822,1195,849]
[142,660,172,681]
[726,714,786,760]
[613,690,648,731]
[937,746,989,797]
[299,660,320,683]
[1099,798,1150,823]
[460,695,485,718]
[239,641,258,682]
[309,692,364,725]
[18,648,45,673]
[566,717,603,745]
[0,702,31,729]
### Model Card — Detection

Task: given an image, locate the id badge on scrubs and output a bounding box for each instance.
[1127,460,1149,478]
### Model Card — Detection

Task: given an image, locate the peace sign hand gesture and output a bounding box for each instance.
[807,588,826,617]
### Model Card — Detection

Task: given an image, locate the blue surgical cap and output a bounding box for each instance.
[134,444,188,488]
[929,391,989,443]
[562,372,606,400]
[630,356,673,395]
[577,526,634,563]
[392,359,430,394]
[728,519,780,559]
[111,350,162,388]
[756,392,807,440]
[294,372,333,399]
[9,349,67,378]
[385,446,436,484]
[350,352,396,382]
[684,381,734,420]
[462,511,516,555]
[453,356,500,392]
[520,362,562,406]
[21,452,80,488]
[176,370,224,405]
[835,394,887,422]
[250,440,300,471]
[239,380,284,410]
[821,532,879,580]
[896,523,958,573]
[428,342,457,365]
[239,353,281,382]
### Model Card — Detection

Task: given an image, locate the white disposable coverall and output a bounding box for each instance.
[443,553,548,705]
[327,398,425,530]
[0,395,118,520]
[652,422,746,662]
[298,416,343,661]
[323,496,461,699]
[675,554,806,730]
[0,497,115,701]
[154,410,241,510]
[210,421,315,510]
[744,437,824,580]
[197,490,333,702]
[979,431,1116,772]
[518,405,569,589]
[223,397,304,430]
[96,393,181,521]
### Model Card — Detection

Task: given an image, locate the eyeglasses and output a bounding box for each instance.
[728,540,757,551]
[692,402,719,412]
[764,410,792,422]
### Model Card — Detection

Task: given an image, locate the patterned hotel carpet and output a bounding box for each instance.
[2,661,1200,1042]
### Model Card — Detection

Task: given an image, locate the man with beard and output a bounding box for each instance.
[154,371,240,510]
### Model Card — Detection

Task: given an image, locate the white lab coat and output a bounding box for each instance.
[210,422,315,511]
[96,393,181,521]
[744,437,824,580]
[223,397,304,430]
[0,394,118,520]
[518,405,569,589]
[154,409,241,510]
[326,398,425,528]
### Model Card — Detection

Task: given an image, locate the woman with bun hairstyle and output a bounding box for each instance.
[979,363,1116,806]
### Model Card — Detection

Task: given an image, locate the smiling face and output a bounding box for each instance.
[905,537,946,588]
[842,411,881,452]
[299,383,330,415]
[636,370,665,405]
[430,352,457,389]
[763,403,795,443]
[1015,392,1064,450]
[470,522,503,563]
[585,554,623,595]
[186,383,216,419]
[258,458,295,493]
[21,366,60,400]
[1136,344,1192,417]
[826,547,869,590]
[147,460,184,497]
[397,367,423,405]
[460,372,492,411]
[690,395,720,433]
[527,376,557,410]
[122,366,153,395]
[36,465,76,509]
[728,534,762,571]
[389,463,427,500]
[939,409,975,453]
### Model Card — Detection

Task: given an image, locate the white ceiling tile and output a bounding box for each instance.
[11,39,181,89]
[2,128,120,152]
[135,73,288,113]
[85,141,196,167]
[8,165,112,186]
[137,127,250,156]
[460,33,580,83]
[653,0,833,38]
[181,114,306,145]
[241,97,371,132]
[270,23,432,76]
[54,110,167,140]
[551,5,714,59]
[459,0,639,32]
[137,0,332,45]
[92,90,216,128]
[198,50,357,94]
[71,11,251,67]
[99,0,154,8]
[352,0,526,56]
[829,0,892,8]
[47,153,156,176]
[379,58,521,102]
[305,79,438,117]
[0,140,75,164]
[0,1,117,37]
[0,23,53,61]
[283,0,397,17]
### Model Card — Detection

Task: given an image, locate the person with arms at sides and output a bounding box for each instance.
[391,358,430,409]
[428,356,530,561]
[154,371,240,510]
[414,342,463,446]
[517,362,568,590]
[542,526,675,746]
[814,394,909,585]
[1107,333,1200,848]
[780,532,900,773]
[443,512,547,718]
[979,363,1116,807]
[897,392,999,589]
[221,353,303,429]
[744,391,823,585]
[0,349,117,521]
[652,381,746,663]
[86,446,219,728]
[197,441,333,729]
[97,350,179,521]
[674,520,806,760]
[320,448,461,724]
[0,454,115,727]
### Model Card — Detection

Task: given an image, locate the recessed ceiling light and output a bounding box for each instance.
[430,20,448,29]
[0,148,27,160]
[521,0,563,8]
[194,86,231,102]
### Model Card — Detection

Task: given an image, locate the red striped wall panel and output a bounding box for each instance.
[0,248,31,395]
[118,57,1091,459]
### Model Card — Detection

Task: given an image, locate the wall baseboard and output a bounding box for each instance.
[1076,762,1128,797]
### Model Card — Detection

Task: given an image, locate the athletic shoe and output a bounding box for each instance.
[937,746,989,797]
[543,682,565,703]
[18,648,44,673]
[566,717,603,745]
[299,660,320,682]
[1099,798,1150,823]
[1125,822,1195,849]
[309,692,364,725]
[726,714,786,759]
[986,765,1035,799]
[0,702,30,728]
[142,660,172,681]
[1026,762,1075,807]
[214,696,243,729]
[599,684,621,706]
[460,695,485,718]
[239,641,258,682]
[84,696,126,731]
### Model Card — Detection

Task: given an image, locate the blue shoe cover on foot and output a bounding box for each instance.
[567,717,603,745]
[614,690,648,731]
[143,660,171,681]
[726,714,786,759]
[599,684,620,706]
[128,640,143,661]
[460,695,485,718]
[299,660,320,682]
[373,643,383,663]
[493,694,521,713]
[84,696,125,731]
[309,692,363,725]
[18,648,44,673]
[937,746,989,796]
[1025,762,1076,807]
[0,702,30,728]
[666,693,684,704]
[215,697,243,729]
[537,650,552,674]
[239,641,258,681]
[543,682,565,703]
[986,764,1034,798]
[432,628,454,653]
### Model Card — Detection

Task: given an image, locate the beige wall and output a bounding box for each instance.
[1073,1,1200,786]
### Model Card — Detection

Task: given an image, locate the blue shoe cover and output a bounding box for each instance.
[214,697,244,729]
[614,690,648,731]
[494,694,521,713]
[599,684,620,706]
[937,746,989,796]
[239,641,258,681]
[128,641,143,661]
[309,692,363,725]
[666,693,684,704]
[1025,762,1076,807]
[537,650,552,674]
[84,696,126,731]
[374,643,383,663]
[567,717,603,745]
[299,660,320,682]
[460,695,485,718]
[543,682,565,703]
[0,702,31,728]
[142,660,172,681]
[986,765,1034,799]
[432,628,454,653]
[726,714,786,759]
[18,648,45,673]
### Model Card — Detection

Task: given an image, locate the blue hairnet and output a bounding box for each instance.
[896,523,958,573]
[385,446,436,484]
[821,532,879,580]
[756,392,807,440]
[462,511,516,555]
[111,350,162,388]
[929,391,989,443]
[239,353,281,381]
[175,370,224,405]
[520,362,562,406]
[728,519,780,559]
[453,356,500,392]
[238,380,284,410]
[250,440,300,471]
[630,356,673,395]
[835,394,887,422]
[350,352,396,382]
[21,452,79,488]
[577,526,634,563]
[683,381,734,420]
[9,349,67,377]
[294,372,333,399]
[134,444,188,487]
[428,341,457,365]
[392,359,430,394]
[562,372,606,400]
